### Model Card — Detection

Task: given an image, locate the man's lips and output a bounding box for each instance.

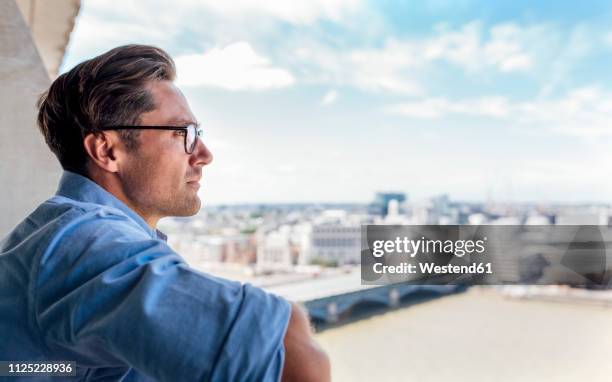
[187,179,201,188]
[187,171,202,188]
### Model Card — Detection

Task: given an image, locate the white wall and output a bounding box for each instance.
[0,0,61,237]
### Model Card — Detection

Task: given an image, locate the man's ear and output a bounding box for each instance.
[83,132,120,173]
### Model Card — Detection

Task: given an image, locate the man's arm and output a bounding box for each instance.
[35,215,292,381]
[282,302,331,382]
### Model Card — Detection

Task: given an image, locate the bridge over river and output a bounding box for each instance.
[265,269,464,325]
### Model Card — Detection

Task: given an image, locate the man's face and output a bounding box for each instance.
[118,80,213,222]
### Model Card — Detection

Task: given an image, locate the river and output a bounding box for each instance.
[315,288,612,381]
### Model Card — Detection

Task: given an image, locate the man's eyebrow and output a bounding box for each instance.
[166,118,200,127]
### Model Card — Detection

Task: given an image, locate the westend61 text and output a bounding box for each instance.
[373,262,493,275]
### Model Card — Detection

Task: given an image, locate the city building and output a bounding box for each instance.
[369,192,407,217]
[256,225,295,273]
[309,223,361,266]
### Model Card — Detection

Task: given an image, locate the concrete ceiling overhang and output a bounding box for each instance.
[15,0,81,79]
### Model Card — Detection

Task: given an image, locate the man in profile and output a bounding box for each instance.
[0,44,330,381]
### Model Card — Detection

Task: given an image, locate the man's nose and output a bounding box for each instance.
[190,138,213,166]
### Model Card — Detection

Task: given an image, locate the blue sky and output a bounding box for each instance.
[62,0,612,204]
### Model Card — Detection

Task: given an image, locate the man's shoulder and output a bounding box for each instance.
[43,195,149,237]
[46,194,134,222]
[2,194,158,268]
[32,196,177,289]
[38,195,160,256]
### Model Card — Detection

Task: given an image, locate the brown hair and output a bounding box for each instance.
[37,44,176,175]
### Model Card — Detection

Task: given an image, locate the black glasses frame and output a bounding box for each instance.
[99,124,203,154]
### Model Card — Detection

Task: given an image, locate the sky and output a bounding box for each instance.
[61,0,612,205]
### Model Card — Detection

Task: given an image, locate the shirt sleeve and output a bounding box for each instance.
[32,210,291,382]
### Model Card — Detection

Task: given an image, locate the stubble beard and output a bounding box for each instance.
[123,160,202,220]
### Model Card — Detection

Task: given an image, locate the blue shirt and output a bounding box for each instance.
[0,171,291,381]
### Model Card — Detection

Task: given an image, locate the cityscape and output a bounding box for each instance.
[158,192,612,380]
[5,0,612,379]
[160,191,612,281]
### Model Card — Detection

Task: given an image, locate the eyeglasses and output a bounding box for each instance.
[99,123,203,154]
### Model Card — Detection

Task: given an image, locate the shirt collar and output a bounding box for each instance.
[55,171,167,241]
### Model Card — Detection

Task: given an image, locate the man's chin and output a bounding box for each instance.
[178,197,201,217]
[159,194,201,218]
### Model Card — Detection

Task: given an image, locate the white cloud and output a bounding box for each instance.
[274,164,297,174]
[385,98,449,119]
[517,86,612,136]
[292,39,424,94]
[62,0,364,71]
[385,96,510,118]
[321,89,339,105]
[347,40,424,93]
[175,42,295,91]
[291,21,551,95]
[385,85,612,138]
[538,25,593,97]
[66,2,563,98]
[424,22,535,72]
[61,12,175,71]
[194,0,363,24]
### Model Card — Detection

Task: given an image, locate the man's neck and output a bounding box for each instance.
[85,169,160,230]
